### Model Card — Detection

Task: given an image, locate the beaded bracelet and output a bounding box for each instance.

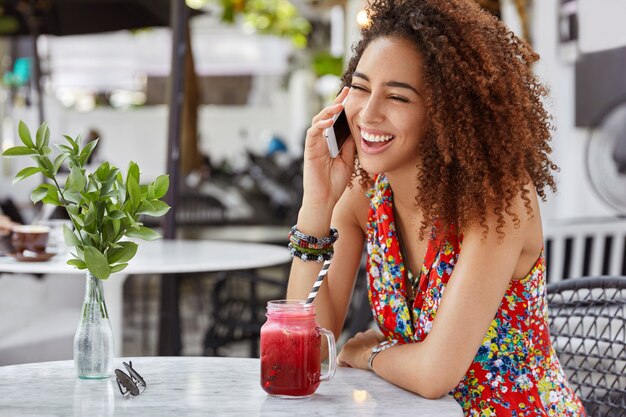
[288,225,338,250]
[288,242,332,256]
[288,225,338,262]
[289,244,334,262]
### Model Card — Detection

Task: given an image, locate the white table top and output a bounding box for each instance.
[0,239,292,275]
[0,239,291,356]
[0,357,463,417]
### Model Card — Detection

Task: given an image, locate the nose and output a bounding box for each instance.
[360,94,385,124]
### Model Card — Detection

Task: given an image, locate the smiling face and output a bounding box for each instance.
[344,36,428,176]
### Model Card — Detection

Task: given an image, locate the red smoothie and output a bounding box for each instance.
[260,313,321,397]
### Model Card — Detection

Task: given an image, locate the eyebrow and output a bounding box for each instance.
[352,71,421,96]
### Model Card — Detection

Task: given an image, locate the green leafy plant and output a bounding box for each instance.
[192,0,311,48]
[2,121,170,280]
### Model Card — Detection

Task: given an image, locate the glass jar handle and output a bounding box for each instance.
[317,327,336,382]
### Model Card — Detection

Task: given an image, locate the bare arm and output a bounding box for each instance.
[337,190,544,398]
[286,86,368,344]
[287,180,368,340]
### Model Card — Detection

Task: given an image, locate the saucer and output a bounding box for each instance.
[8,251,56,262]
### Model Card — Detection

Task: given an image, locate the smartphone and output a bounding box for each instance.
[324,109,351,158]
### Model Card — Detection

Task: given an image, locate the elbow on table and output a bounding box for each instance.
[417,384,452,400]
[410,364,462,400]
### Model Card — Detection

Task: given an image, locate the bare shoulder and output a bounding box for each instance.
[463,180,541,237]
[460,180,543,279]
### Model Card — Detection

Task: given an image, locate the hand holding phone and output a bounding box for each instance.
[324,106,351,158]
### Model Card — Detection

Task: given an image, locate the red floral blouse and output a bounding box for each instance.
[366,174,586,416]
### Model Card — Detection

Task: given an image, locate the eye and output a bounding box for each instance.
[350,84,369,92]
[390,95,409,103]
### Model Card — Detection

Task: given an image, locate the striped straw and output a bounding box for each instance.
[305,260,331,304]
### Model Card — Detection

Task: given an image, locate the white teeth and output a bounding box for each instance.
[362,131,394,143]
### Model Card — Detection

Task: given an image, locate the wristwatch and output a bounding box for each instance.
[367,339,398,371]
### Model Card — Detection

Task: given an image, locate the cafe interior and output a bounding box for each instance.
[0,0,624,415]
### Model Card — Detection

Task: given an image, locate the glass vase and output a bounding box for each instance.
[73,272,115,379]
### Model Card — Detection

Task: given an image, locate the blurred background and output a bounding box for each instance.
[0,0,625,362]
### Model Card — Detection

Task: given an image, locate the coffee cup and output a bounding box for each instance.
[11,225,50,255]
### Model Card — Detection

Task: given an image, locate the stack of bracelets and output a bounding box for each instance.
[288,225,339,262]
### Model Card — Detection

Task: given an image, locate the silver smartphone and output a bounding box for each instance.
[324,109,351,158]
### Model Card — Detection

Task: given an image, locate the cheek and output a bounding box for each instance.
[344,99,361,131]
[408,109,428,137]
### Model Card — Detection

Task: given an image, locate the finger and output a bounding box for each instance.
[337,359,352,368]
[311,102,343,125]
[312,86,349,124]
[332,86,350,104]
[306,118,335,139]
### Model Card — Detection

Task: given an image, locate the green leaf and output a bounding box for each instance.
[42,187,62,206]
[17,121,34,148]
[72,212,85,227]
[94,162,110,182]
[137,200,154,215]
[107,241,138,264]
[127,161,140,183]
[127,176,141,211]
[110,263,129,273]
[63,224,81,247]
[63,190,81,204]
[84,246,110,280]
[67,259,87,270]
[126,226,161,241]
[153,175,169,199]
[137,200,169,217]
[2,146,38,157]
[52,153,69,175]
[66,204,79,216]
[83,203,97,231]
[108,210,125,220]
[35,122,48,149]
[124,212,139,229]
[112,218,121,238]
[63,135,79,153]
[31,184,51,203]
[147,183,155,199]
[150,200,170,216]
[79,139,99,166]
[13,166,42,184]
[43,125,50,148]
[56,144,75,155]
[35,156,54,178]
[65,166,86,192]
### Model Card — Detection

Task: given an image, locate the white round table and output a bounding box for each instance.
[0,239,291,355]
[0,357,464,417]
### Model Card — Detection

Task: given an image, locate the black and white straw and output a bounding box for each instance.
[305,260,331,304]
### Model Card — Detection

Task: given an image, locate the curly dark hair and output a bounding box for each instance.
[343,0,557,239]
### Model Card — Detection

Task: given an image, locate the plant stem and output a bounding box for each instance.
[49,174,87,248]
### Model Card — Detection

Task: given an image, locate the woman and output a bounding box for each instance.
[286,0,586,415]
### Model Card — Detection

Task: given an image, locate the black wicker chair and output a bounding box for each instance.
[203,270,287,357]
[547,276,626,416]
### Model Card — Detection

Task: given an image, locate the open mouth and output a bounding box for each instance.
[361,130,395,153]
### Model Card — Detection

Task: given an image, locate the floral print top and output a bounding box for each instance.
[366,174,586,417]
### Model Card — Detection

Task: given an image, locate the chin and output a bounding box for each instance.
[358,151,421,180]
[356,153,387,176]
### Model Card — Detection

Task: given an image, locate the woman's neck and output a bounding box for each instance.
[385,170,420,215]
